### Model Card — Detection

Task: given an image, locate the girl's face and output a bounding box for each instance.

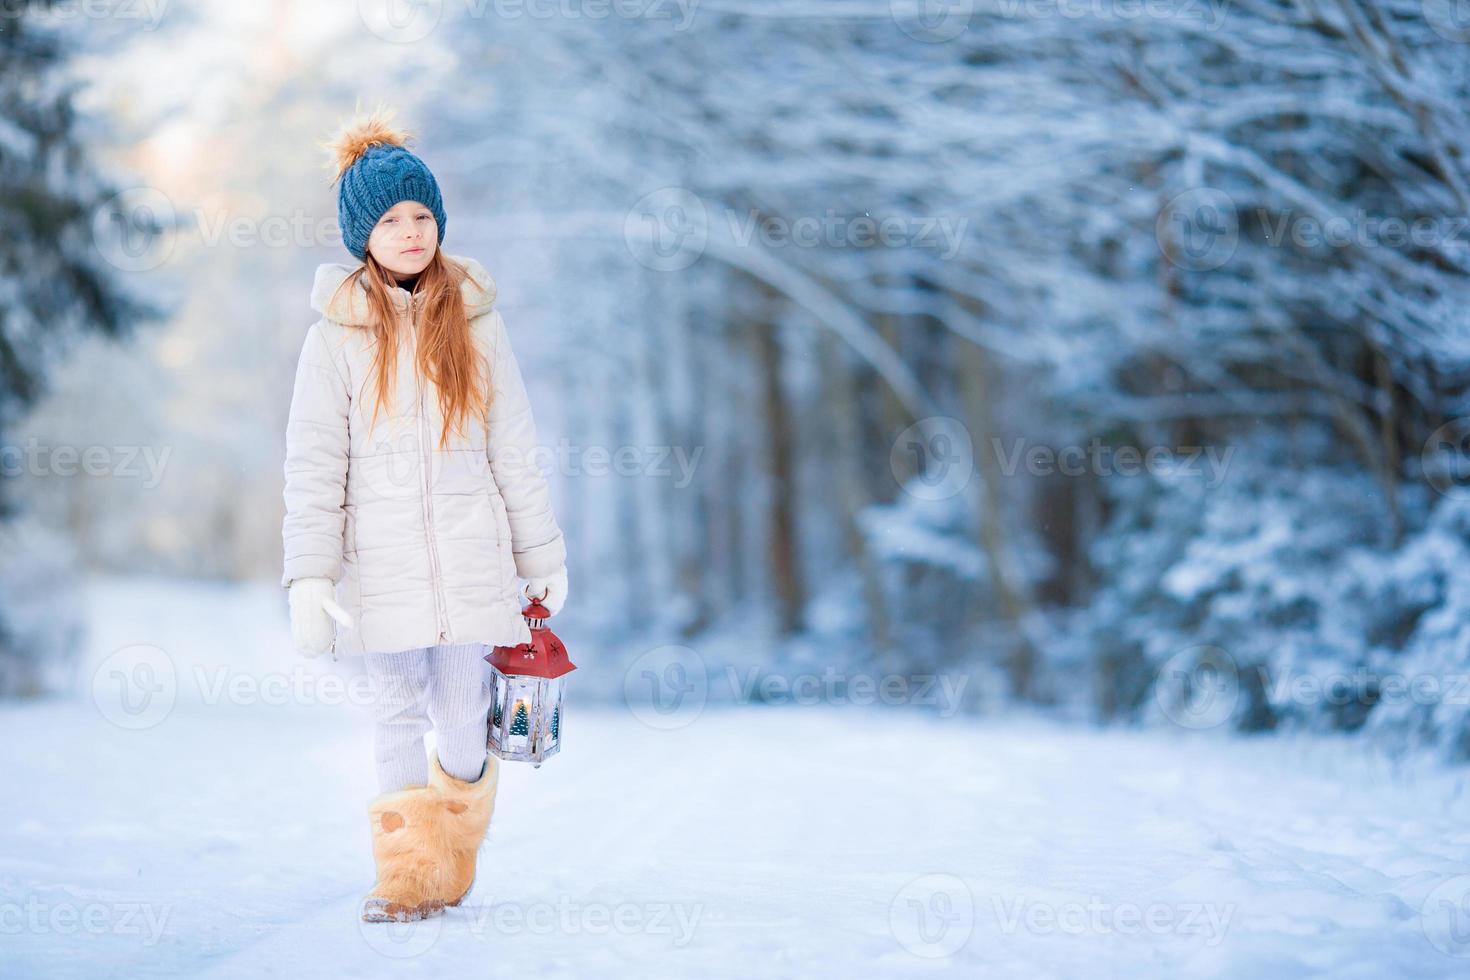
[366,199,437,279]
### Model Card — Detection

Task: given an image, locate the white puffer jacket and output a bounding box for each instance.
[281,254,566,657]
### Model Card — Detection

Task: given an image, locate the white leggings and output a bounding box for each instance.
[361,642,492,793]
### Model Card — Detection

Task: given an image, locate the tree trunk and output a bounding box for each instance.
[818,329,891,652]
[753,283,803,634]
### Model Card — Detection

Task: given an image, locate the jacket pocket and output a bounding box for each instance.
[487,486,516,592]
[343,503,357,556]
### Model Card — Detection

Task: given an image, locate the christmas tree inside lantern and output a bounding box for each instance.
[485,598,576,766]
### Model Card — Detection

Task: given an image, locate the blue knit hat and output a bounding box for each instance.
[324,109,446,261]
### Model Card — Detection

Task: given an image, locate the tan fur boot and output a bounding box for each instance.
[361,785,452,923]
[425,752,499,907]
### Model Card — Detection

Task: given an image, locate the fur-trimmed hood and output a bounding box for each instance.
[310,253,498,325]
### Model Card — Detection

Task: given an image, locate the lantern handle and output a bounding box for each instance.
[523,582,550,604]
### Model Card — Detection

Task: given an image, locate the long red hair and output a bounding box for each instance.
[329,250,492,449]
[321,107,491,449]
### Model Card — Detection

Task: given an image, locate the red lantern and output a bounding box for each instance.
[484,599,576,766]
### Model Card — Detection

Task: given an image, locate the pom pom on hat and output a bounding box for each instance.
[319,102,447,261]
[321,105,414,186]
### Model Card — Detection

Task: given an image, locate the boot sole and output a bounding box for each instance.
[361,897,446,923]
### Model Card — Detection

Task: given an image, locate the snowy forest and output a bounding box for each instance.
[9,1,1470,975]
[6,1,1470,754]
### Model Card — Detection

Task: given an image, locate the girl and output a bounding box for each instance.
[281,110,569,923]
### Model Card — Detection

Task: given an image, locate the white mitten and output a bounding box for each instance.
[288,577,337,657]
[524,565,568,616]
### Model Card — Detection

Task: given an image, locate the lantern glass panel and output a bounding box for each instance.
[487,666,569,765]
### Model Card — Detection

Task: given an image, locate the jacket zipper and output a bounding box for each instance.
[407,299,450,642]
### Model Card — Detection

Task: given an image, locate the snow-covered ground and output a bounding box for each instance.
[3,576,1470,978]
